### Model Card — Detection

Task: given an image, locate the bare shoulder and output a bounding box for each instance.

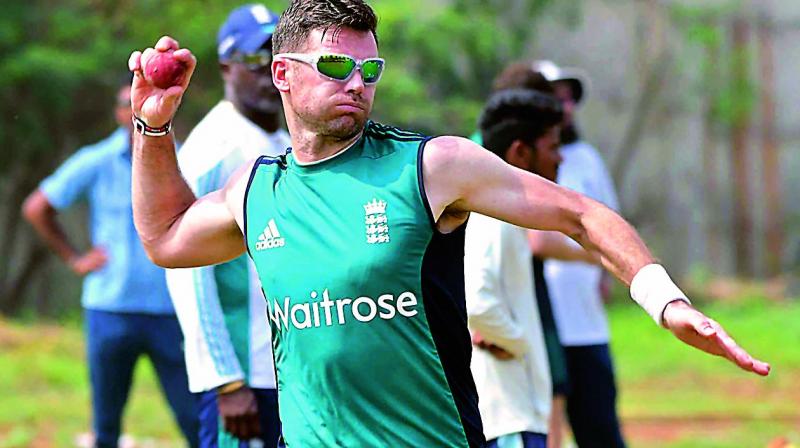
[422,136,498,227]
[424,135,504,187]
[424,135,490,172]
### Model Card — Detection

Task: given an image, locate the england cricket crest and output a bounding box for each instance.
[364,198,390,244]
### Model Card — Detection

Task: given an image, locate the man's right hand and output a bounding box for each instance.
[217,385,261,440]
[471,330,515,360]
[128,36,196,127]
[69,247,108,276]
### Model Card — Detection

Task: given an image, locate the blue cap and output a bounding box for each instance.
[217,4,280,61]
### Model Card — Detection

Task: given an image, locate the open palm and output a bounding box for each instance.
[127,36,196,127]
[663,300,770,376]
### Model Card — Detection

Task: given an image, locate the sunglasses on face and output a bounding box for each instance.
[274,53,385,85]
[229,50,273,70]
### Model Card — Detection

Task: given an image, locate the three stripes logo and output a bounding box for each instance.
[255,219,285,251]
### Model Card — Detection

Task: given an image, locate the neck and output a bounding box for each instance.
[236,104,281,133]
[289,126,364,164]
[283,105,367,163]
[226,93,281,133]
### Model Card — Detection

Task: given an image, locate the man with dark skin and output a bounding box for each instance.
[164,4,289,446]
[126,1,768,445]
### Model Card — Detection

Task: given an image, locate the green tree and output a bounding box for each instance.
[0,0,566,316]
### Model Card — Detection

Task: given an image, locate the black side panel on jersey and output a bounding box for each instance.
[420,226,485,447]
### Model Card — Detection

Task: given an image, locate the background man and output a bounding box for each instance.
[466,87,566,448]
[533,59,627,448]
[126,0,768,445]
[21,77,198,448]
[164,4,289,447]
[488,65,584,448]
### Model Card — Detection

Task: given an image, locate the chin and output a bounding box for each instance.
[326,115,367,139]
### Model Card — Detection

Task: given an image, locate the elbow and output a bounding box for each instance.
[569,195,623,256]
[146,251,171,268]
[560,194,592,244]
[139,237,177,268]
[141,239,204,269]
[21,191,47,224]
[145,249,182,269]
[21,198,36,223]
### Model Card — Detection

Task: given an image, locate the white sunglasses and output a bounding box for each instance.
[275,53,385,84]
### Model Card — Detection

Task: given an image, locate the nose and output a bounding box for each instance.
[344,68,365,94]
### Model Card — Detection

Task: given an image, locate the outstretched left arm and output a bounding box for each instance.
[424,136,650,284]
[422,136,770,376]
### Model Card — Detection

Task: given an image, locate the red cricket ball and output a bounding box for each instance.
[143,50,187,89]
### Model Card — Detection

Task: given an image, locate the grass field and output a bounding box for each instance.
[0,298,797,447]
[611,298,800,447]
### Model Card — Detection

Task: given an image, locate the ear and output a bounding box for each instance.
[508,139,532,161]
[272,59,290,92]
[219,62,232,80]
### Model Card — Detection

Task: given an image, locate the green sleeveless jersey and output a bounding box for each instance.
[244,121,483,447]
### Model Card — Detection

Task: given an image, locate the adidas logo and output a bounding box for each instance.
[255,219,285,251]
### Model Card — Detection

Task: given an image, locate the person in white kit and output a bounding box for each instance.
[466,88,568,448]
[164,5,290,447]
[533,60,626,447]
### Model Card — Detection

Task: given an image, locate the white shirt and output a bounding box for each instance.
[166,101,291,392]
[544,140,620,346]
[465,213,551,440]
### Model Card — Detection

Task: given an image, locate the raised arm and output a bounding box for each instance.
[128,36,246,268]
[425,136,646,283]
[424,136,770,376]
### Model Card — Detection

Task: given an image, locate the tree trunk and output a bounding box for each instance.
[613,0,670,188]
[730,17,754,277]
[0,157,55,315]
[757,15,783,276]
[0,242,48,315]
[702,38,722,271]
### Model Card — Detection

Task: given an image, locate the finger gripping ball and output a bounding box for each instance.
[144,50,187,89]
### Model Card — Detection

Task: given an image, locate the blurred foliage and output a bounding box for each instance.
[1,0,562,160]
[373,0,559,133]
[669,1,757,127]
[0,0,567,315]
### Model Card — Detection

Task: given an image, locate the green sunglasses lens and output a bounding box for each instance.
[317,55,356,80]
[361,60,384,83]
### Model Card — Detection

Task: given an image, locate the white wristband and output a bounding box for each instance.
[629,264,690,327]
